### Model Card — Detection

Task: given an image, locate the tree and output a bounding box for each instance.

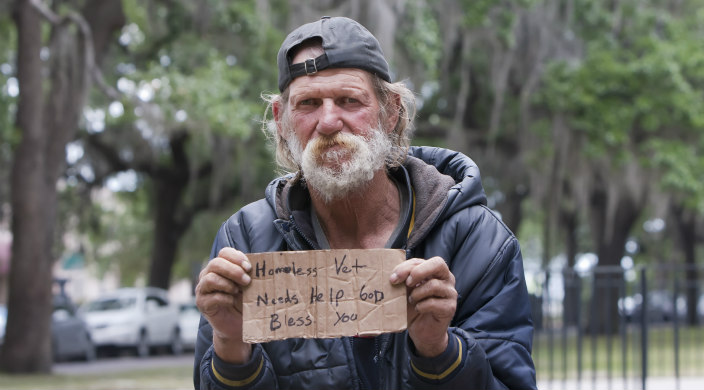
[540,0,704,332]
[0,0,124,373]
[406,0,703,332]
[0,6,15,221]
[65,0,282,289]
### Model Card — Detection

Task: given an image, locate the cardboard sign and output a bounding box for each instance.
[242,249,407,343]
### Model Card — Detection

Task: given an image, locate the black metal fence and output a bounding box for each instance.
[529,264,704,390]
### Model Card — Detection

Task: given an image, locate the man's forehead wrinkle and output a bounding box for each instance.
[289,85,371,105]
[288,70,374,99]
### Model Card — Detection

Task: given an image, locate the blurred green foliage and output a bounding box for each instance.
[2,0,703,288]
[541,0,704,213]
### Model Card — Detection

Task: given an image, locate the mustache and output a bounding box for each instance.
[309,133,360,159]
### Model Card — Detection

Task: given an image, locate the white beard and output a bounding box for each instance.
[287,126,392,203]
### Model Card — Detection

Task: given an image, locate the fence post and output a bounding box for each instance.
[545,270,554,385]
[673,275,680,390]
[606,270,614,387]
[640,267,648,390]
[562,269,571,387]
[576,273,583,389]
[590,274,598,387]
[619,272,627,386]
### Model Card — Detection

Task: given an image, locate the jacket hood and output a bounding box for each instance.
[404,146,487,248]
[408,146,487,211]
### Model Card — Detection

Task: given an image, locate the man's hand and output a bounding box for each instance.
[195,247,253,364]
[390,257,457,358]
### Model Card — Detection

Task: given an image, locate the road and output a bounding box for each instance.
[54,352,194,375]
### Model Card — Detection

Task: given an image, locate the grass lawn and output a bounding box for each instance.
[0,363,193,390]
[534,325,704,381]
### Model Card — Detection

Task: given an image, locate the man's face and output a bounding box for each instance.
[278,68,392,202]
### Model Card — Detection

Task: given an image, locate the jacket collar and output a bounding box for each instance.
[266,147,487,250]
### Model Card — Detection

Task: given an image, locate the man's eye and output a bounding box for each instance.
[341,97,360,104]
[299,99,316,106]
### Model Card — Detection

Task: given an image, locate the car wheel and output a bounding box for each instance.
[170,328,183,355]
[136,330,150,358]
[84,333,97,361]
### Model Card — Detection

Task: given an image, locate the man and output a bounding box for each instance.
[194,16,536,390]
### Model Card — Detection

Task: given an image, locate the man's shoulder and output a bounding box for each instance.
[227,198,277,226]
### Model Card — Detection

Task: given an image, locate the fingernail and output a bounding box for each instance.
[242,274,251,285]
[242,261,252,272]
[406,276,413,286]
[408,295,413,304]
[390,273,398,283]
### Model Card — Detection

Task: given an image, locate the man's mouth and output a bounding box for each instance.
[311,135,358,164]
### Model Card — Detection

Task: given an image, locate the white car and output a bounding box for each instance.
[1,297,96,362]
[80,287,183,357]
[178,301,201,351]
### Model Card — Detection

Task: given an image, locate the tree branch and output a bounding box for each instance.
[28,0,137,105]
[29,0,94,92]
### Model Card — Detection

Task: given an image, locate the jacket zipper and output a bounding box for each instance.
[347,338,364,390]
[289,215,319,250]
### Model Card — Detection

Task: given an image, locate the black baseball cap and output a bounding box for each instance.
[277,16,391,92]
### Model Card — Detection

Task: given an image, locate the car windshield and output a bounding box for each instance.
[84,297,136,311]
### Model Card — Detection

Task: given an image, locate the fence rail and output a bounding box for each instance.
[529,264,704,390]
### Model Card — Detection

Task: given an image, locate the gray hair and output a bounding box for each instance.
[261,75,416,173]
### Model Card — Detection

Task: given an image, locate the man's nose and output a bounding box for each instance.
[315,100,342,135]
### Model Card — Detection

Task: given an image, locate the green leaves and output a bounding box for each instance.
[542,1,704,154]
[459,0,534,28]
[537,0,704,220]
[398,1,442,78]
[153,53,256,138]
[648,139,704,213]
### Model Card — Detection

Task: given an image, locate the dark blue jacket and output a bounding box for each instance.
[194,146,536,389]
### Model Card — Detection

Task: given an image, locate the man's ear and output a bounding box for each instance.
[384,93,401,134]
[272,98,285,137]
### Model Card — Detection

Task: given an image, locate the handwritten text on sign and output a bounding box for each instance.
[242,249,407,343]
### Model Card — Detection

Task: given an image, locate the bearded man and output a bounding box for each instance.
[194,16,536,390]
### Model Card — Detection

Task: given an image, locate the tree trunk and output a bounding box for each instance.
[147,175,188,289]
[0,0,125,373]
[589,185,641,334]
[671,203,699,326]
[447,31,473,154]
[147,132,191,289]
[560,202,580,326]
[496,185,527,234]
[1,0,53,373]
